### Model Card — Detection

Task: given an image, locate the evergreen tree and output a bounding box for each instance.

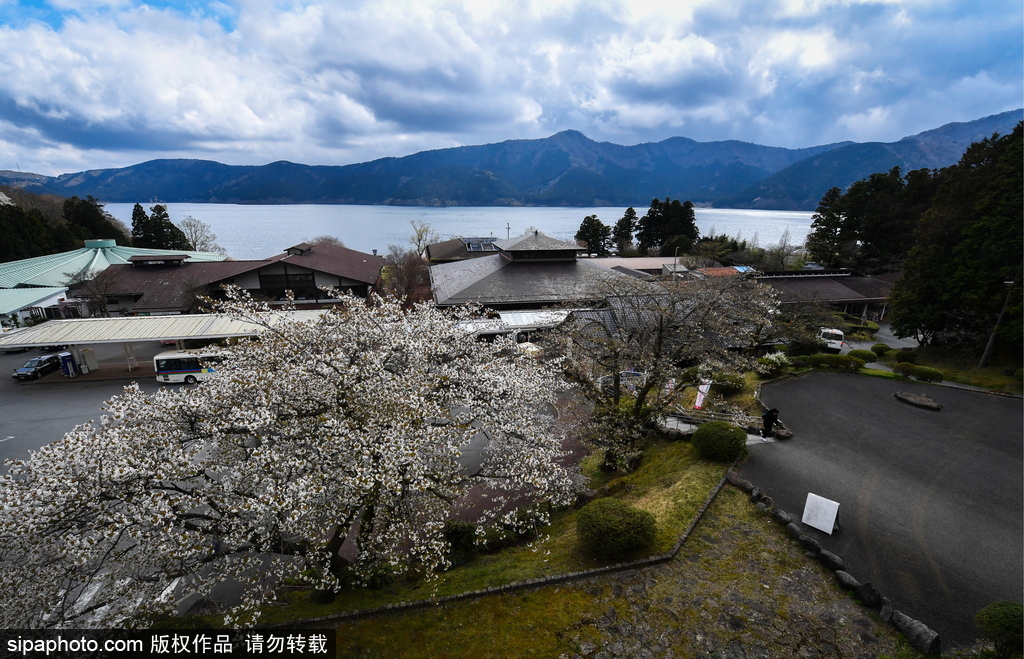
[636,198,665,254]
[890,123,1022,353]
[613,207,638,253]
[133,204,191,250]
[805,187,854,268]
[575,214,612,257]
[63,196,130,244]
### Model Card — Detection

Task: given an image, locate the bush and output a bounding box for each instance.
[847,349,876,363]
[1014,368,1023,383]
[576,498,657,559]
[692,421,747,462]
[787,338,827,357]
[892,362,917,377]
[871,343,891,356]
[913,366,945,382]
[757,351,790,378]
[975,601,1024,659]
[444,520,479,568]
[806,353,865,370]
[894,350,918,364]
[711,371,746,396]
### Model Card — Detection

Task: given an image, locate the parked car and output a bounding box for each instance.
[12,354,62,380]
[817,328,845,354]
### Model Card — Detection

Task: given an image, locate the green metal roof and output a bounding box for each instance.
[0,287,68,315]
[0,240,228,289]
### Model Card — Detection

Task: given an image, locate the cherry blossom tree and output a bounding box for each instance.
[0,289,576,628]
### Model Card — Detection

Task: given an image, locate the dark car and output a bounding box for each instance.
[12,354,62,380]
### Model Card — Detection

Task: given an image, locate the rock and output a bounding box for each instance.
[880,597,893,623]
[664,428,687,442]
[894,391,942,411]
[576,489,600,507]
[818,550,846,572]
[835,570,860,590]
[891,611,941,655]
[771,508,793,525]
[855,582,883,609]
[785,522,802,539]
[749,488,763,503]
[726,471,755,493]
[798,535,821,554]
[756,501,768,512]
[774,428,794,439]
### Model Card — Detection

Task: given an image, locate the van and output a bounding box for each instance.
[818,328,845,354]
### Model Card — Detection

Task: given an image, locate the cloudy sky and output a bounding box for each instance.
[0,0,1020,176]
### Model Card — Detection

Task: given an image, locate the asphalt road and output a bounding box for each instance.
[0,342,170,466]
[741,372,1023,651]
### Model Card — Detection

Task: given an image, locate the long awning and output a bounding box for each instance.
[0,311,325,348]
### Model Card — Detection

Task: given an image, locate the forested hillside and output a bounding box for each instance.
[1,111,1017,209]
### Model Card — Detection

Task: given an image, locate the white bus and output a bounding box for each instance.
[154,350,223,384]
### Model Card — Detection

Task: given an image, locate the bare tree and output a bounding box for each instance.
[762,229,804,271]
[306,234,345,247]
[382,244,430,306]
[409,220,438,255]
[178,216,226,254]
[553,274,782,469]
[63,268,121,317]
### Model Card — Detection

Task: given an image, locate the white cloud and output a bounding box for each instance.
[0,0,1017,174]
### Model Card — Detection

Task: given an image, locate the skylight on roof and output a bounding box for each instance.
[460,237,498,252]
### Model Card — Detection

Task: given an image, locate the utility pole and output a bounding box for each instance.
[979,260,1022,368]
[506,223,510,239]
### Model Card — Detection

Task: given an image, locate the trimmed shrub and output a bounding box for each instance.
[806,353,865,370]
[576,498,657,559]
[892,362,917,377]
[894,350,918,364]
[913,366,945,382]
[1014,368,1023,382]
[847,349,876,363]
[975,601,1024,659]
[871,343,891,356]
[758,351,790,378]
[790,359,806,369]
[711,371,746,396]
[692,421,747,462]
[787,338,827,357]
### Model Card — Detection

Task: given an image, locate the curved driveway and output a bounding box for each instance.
[740,372,1023,650]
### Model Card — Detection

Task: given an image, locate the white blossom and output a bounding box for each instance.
[0,289,576,628]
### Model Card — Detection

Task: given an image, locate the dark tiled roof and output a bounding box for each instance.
[90,242,385,313]
[268,242,385,284]
[430,256,643,307]
[424,237,497,263]
[493,233,583,252]
[758,274,892,303]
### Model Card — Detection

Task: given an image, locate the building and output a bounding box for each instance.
[755,269,895,319]
[423,236,501,263]
[85,241,386,315]
[430,232,652,310]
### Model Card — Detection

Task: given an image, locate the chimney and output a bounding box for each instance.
[372,249,378,256]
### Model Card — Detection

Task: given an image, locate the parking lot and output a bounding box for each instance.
[0,341,172,466]
[741,372,1023,650]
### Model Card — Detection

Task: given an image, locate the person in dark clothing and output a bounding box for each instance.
[761,408,780,440]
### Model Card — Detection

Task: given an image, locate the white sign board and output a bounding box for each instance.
[802,493,840,535]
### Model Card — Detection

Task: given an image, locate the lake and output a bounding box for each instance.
[102,204,814,260]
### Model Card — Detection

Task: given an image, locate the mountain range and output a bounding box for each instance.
[1,110,1019,210]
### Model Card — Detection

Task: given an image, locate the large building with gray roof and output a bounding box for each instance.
[430,231,653,309]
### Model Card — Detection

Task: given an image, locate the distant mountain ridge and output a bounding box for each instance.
[2,110,1019,210]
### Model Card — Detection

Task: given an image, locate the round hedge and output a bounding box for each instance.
[711,371,746,396]
[692,421,747,462]
[847,349,876,363]
[576,498,657,559]
[892,362,917,377]
[975,601,1023,659]
[871,342,891,356]
[894,350,918,364]
[913,366,945,382]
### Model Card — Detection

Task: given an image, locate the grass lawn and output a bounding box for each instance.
[878,345,1022,393]
[257,438,728,627]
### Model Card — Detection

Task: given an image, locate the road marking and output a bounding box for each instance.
[0,436,13,443]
